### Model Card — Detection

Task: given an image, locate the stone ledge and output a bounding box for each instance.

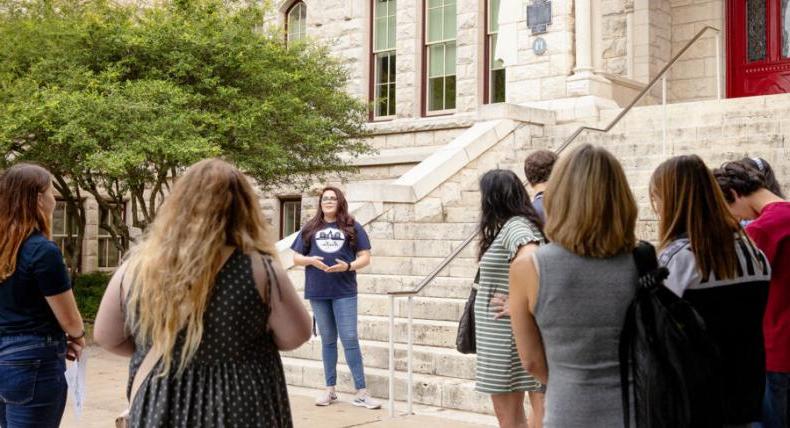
[365,113,477,135]
[344,145,443,166]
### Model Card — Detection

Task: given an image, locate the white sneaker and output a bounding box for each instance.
[315,390,338,406]
[352,393,382,409]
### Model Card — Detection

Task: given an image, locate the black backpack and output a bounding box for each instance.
[619,241,723,428]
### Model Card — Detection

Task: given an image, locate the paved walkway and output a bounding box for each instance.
[60,347,495,428]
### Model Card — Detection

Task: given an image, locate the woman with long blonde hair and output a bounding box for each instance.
[94,159,311,427]
[0,164,85,428]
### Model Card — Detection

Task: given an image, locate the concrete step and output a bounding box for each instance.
[283,338,476,380]
[298,294,467,322]
[291,273,476,299]
[288,385,499,427]
[282,357,495,415]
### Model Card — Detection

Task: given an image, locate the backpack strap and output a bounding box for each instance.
[619,241,658,428]
[619,302,635,428]
[632,240,658,277]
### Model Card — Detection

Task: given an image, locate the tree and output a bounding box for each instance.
[0,0,372,273]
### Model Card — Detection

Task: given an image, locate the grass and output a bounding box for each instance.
[73,272,111,322]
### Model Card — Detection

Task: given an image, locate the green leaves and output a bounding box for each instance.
[1,0,371,258]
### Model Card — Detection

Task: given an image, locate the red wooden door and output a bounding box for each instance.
[728,0,790,97]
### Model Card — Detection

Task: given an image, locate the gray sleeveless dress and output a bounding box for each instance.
[126,250,292,427]
[533,243,637,428]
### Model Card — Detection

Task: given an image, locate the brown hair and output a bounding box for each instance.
[544,145,637,258]
[651,155,740,281]
[714,159,771,203]
[524,150,558,186]
[126,159,277,376]
[300,186,356,250]
[0,164,53,281]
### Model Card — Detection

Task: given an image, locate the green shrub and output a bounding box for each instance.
[73,272,111,322]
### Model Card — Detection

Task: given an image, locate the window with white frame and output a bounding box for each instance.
[487,0,505,103]
[286,1,307,43]
[373,0,397,118]
[425,0,456,113]
[98,205,124,269]
[52,200,79,268]
[280,198,302,239]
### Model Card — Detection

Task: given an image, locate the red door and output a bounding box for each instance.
[728,0,790,97]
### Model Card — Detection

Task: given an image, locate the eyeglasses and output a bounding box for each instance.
[321,196,338,202]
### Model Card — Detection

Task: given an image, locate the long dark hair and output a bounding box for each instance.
[0,164,53,281]
[650,155,741,281]
[300,186,356,249]
[477,169,544,260]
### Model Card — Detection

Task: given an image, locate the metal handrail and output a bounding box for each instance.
[386,25,722,417]
[388,25,721,300]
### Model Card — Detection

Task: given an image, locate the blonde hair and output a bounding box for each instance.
[544,144,637,258]
[126,159,276,376]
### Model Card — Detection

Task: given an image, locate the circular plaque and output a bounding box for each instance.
[533,37,548,56]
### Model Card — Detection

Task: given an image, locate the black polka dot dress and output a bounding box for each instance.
[126,250,292,427]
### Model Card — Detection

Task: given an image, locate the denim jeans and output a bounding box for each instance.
[0,335,67,428]
[310,296,366,390]
[760,372,790,428]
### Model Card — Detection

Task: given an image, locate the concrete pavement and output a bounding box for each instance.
[60,347,496,428]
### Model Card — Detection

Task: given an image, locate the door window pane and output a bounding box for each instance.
[748,0,766,62]
[783,0,790,57]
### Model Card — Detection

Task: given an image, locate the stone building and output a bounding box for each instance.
[260,0,790,420]
[61,0,788,420]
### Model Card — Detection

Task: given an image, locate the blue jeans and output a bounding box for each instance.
[310,296,366,390]
[761,372,790,428]
[0,335,67,428]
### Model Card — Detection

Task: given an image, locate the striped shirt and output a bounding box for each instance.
[474,216,544,394]
[659,234,771,424]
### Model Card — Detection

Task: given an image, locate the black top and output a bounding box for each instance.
[0,232,71,336]
[128,250,292,427]
[660,236,771,424]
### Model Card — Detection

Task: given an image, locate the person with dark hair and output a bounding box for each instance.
[474,169,545,428]
[510,145,638,428]
[0,164,85,428]
[715,160,790,428]
[523,150,558,222]
[653,155,770,427]
[290,187,379,409]
[745,157,785,199]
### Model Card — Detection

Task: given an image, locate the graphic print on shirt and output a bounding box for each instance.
[315,227,346,254]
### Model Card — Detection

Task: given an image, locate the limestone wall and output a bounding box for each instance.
[667,0,723,102]
[503,0,574,103]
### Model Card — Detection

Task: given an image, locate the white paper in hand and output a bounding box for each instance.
[65,352,88,419]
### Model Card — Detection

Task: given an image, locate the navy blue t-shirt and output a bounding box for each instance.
[0,233,71,335]
[291,221,371,300]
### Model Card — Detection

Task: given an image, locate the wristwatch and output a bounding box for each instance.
[346,262,352,272]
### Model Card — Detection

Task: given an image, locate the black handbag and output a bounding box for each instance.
[456,270,480,354]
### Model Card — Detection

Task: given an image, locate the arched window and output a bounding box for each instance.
[371,0,397,119]
[286,1,307,43]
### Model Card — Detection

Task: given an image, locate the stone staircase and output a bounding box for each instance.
[278,94,790,420]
